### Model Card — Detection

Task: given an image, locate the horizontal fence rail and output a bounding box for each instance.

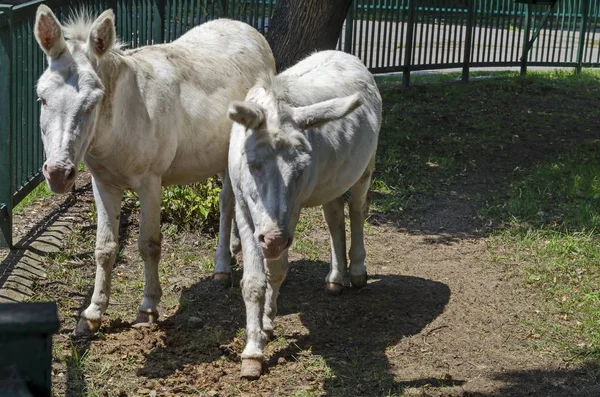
[0,0,599,247]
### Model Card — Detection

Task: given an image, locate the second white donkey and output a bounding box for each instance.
[228,50,382,379]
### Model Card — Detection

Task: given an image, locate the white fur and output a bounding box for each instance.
[34,6,275,332]
[228,50,382,370]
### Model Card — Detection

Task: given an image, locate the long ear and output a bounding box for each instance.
[228,101,265,130]
[87,10,116,57]
[34,5,67,58]
[292,93,363,130]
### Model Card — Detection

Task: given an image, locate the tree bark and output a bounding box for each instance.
[266,0,353,72]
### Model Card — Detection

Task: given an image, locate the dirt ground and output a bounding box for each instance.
[3,172,594,397]
[2,74,599,397]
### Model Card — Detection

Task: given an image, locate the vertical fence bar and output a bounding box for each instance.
[402,0,415,87]
[344,1,354,54]
[27,21,33,182]
[521,2,530,75]
[153,0,165,44]
[576,0,588,72]
[0,12,12,248]
[392,0,402,67]
[462,0,474,82]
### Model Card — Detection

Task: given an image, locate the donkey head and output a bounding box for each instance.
[34,5,116,193]
[229,88,363,260]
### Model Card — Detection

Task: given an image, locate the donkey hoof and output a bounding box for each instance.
[132,312,158,328]
[75,317,101,336]
[240,358,263,380]
[325,282,344,295]
[213,272,232,287]
[350,273,368,289]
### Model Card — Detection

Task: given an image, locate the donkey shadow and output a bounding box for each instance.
[140,260,454,395]
[270,260,457,395]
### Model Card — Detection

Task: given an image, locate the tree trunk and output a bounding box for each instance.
[267,0,353,72]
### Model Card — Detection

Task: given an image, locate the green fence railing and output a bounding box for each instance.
[0,0,598,248]
[338,0,600,78]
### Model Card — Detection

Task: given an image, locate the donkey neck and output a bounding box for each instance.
[86,48,131,157]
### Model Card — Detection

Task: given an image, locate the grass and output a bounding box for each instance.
[374,68,600,367]
[486,143,600,364]
[12,182,52,214]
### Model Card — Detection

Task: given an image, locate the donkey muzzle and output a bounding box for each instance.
[43,161,76,194]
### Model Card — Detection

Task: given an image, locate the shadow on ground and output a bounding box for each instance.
[274,260,455,396]
[139,260,455,395]
[371,72,600,240]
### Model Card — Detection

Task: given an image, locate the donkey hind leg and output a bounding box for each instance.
[214,170,236,285]
[322,196,347,295]
[263,250,288,340]
[348,157,375,289]
[77,179,123,335]
[132,177,163,327]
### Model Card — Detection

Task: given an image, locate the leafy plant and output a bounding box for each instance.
[161,178,221,230]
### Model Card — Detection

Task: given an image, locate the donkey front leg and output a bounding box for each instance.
[77,178,123,335]
[236,204,268,380]
[348,158,375,289]
[263,250,288,339]
[213,170,235,285]
[322,196,347,295]
[132,177,163,327]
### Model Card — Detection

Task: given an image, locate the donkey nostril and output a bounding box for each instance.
[258,234,266,244]
[66,166,76,180]
[43,163,48,173]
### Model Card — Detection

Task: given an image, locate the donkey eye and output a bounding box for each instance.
[87,103,97,112]
[38,97,47,107]
[249,163,262,174]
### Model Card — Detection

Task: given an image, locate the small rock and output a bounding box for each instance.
[277,357,287,365]
[187,316,204,329]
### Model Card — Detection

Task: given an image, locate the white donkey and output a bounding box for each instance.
[33,5,275,335]
[227,50,382,378]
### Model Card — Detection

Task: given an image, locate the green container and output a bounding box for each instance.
[0,302,60,397]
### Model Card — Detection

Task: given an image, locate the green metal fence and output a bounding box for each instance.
[338,0,600,81]
[0,0,598,248]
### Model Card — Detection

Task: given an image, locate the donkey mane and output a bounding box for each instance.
[63,8,125,51]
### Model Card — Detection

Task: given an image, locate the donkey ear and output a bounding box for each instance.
[87,9,116,57]
[292,93,363,130]
[228,101,265,130]
[34,5,67,58]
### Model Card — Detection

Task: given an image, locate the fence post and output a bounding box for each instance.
[462,0,475,82]
[576,0,588,73]
[344,0,354,54]
[403,0,416,88]
[153,0,165,44]
[520,3,531,76]
[0,10,12,249]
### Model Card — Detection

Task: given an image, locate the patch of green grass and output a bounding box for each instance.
[484,142,600,230]
[376,69,600,367]
[13,182,52,214]
[484,138,600,364]
[492,228,600,364]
